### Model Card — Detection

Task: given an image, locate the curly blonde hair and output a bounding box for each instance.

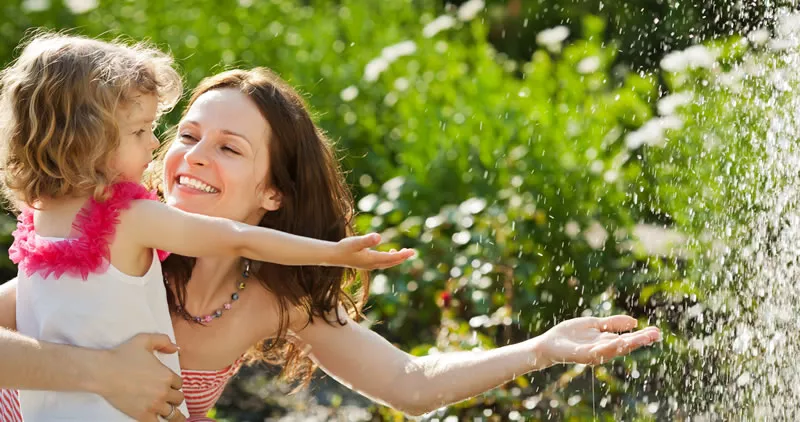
[0,32,182,209]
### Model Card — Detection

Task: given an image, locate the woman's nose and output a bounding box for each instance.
[184,139,210,166]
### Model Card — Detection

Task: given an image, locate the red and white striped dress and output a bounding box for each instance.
[0,389,21,422]
[0,356,244,422]
[182,357,246,421]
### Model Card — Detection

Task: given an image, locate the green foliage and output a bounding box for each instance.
[0,0,748,420]
[479,0,792,69]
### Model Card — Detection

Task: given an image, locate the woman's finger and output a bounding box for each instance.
[351,234,382,251]
[371,249,415,267]
[589,330,659,361]
[165,388,184,409]
[156,401,176,420]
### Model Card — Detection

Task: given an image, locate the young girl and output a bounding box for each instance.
[0,34,413,421]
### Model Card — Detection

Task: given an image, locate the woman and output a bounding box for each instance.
[0,68,661,421]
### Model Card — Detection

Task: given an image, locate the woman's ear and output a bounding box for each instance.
[261,186,282,211]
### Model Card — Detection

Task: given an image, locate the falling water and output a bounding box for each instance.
[677,9,800,420]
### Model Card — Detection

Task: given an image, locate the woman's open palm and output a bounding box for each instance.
[537,315,661,366]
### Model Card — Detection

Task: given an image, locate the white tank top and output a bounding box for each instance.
[10,182,188,421]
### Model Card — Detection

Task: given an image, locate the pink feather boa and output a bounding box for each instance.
[9,182,169,280]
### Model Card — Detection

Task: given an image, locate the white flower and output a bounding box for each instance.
[660,45,718,73]
[469,315,491,328]
[683,45,718,69]
[536,26,569,53]
[660,115,684,130]
[64,0,97,13]
[584,222,608,250]
[357,193,378,212]
[363,40,417,82]
[577,56,601,74]
[660,50,688,73]
[457,0,485,21]
[657,92,693,116]
[382,176,405,193]
[459,197,487,214]
[381,40,417,61]
[770,69,792,92]
[370,274,389,295]
[393,77,410,91]
[769,38,798,51]
[747,28,770,46]
[363,57,390,82]
[777,12,800,38]
[339,85,359,102]
[22,0,49,12]
[741,56,766,78]
[423,15,457,38]
[603,169,619,183]
[625,116,683,149]
[564,221,580,238]
[718,70,743,91]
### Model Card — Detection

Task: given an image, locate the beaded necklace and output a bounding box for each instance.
[167,259,251,324]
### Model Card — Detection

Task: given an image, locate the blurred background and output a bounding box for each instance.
[2,0,797,420]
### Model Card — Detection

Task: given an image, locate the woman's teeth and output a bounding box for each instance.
[178,176,219,193]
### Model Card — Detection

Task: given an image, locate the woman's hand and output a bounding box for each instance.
[534,315,661,367]
[333,234,415,269]
[93,333,186,422]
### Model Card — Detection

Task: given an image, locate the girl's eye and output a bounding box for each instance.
[134,129,146,137]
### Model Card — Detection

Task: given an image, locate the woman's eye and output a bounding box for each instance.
[180,134,197,142]
[134,129,146,136]
[222,146,240,155]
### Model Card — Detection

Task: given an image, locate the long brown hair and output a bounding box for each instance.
[159,68,368,387]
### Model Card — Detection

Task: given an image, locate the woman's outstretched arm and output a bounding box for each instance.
[293,309,660,417]
[0,278,15,330]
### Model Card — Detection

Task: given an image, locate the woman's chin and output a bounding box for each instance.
[165,193,209,213]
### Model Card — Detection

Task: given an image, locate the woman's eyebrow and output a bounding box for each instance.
[221,129,251,145]
[179,120,252,145]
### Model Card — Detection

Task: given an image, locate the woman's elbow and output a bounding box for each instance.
[388,393,443,417]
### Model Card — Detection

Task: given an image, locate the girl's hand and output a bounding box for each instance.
[332,234,415,269]
[534,315,661,367]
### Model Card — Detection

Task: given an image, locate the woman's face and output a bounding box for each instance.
[162,88,280,224]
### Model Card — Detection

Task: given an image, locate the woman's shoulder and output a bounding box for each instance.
[236,281,308,339]
[252,281,350,336]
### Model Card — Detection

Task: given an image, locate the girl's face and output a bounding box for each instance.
[113,93,159,183]
[162,88,281,224]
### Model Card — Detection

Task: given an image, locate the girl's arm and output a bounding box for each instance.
[292,310,660,416]
[124,199,414,269]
